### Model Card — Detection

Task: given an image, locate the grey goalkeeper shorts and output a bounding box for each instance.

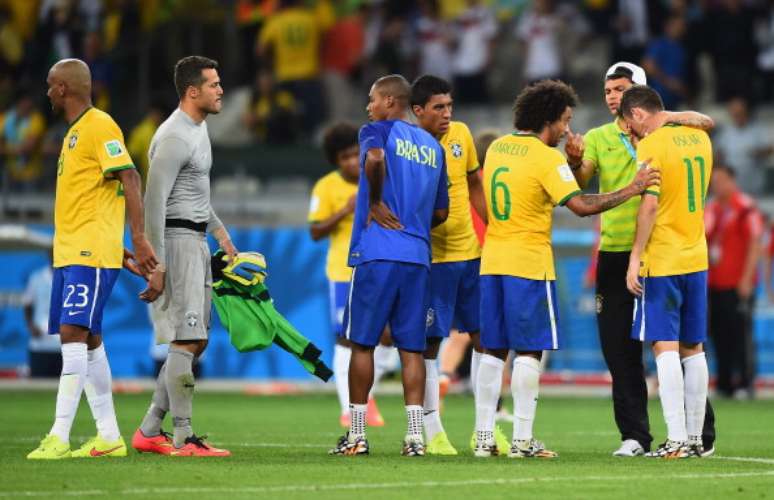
[151,228,212,344]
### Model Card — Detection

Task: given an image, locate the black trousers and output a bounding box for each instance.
[709,289,755,396]
[596,251,716,449]
[29,351,62,378]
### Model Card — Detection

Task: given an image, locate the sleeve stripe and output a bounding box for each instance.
[643,189,660,197]
[558,190,582,206]
[103,164,136,176]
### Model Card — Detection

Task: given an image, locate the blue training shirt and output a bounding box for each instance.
[348,119,449,269]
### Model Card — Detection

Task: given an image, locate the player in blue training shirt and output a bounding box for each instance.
[329,74,449,457]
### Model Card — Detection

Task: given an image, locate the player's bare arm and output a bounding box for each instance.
[210,210,237,259]
[365,147,402,229]
[626,193,659,297]
[431,207,449,228]
[738,222,762,300]
[310,195,356,240]
[565,161,659,217]
[467,169,487,224]
[661,111,715,131]
[565,132,596,189]
[116,167,158,276]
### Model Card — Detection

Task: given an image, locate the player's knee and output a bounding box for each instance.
[59,324,89,344]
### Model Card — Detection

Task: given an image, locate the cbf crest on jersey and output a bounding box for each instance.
[450,141,463,158]
[68,131,78,149]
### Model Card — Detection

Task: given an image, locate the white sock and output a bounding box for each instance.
[349,403,366,439]
[371,344,393,396]
[50,343,88,443]
[475,354,504,437]
[333,345,351,415]
[84,344,121,442]
[423,359,444,441]
[682,352,708,441]
[471,350,482,404]
[512,356,541,442]
[406,404,424,441]
[655,351,687,442]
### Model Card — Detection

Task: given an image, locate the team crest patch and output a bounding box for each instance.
[185,311,199,328]
[557,164,574,182]
[426,308,435,328]
[104,140,124,158]
[68,132,78,149]
[450,142,463,158]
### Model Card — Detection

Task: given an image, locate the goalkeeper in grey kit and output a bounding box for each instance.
[131,55,235,457]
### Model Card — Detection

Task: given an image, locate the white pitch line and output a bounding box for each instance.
[714,456,774,465]
[2,470,774,497]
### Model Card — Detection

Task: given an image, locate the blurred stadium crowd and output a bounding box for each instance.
[2,0,774,199]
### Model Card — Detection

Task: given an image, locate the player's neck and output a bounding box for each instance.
[178,101,207,124]
[384,110,409,122]
[65,99,91,125]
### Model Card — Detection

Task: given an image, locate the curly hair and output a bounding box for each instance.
[512,80,579,133]
[322,122,359,166]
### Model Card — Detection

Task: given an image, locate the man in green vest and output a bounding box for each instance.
[566,62,716,457]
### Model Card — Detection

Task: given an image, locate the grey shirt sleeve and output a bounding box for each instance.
[207,206,225,236]
[144,135,189,264]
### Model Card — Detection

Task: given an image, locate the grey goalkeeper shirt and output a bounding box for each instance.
[145,108,224,263]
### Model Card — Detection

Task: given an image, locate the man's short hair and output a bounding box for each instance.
[618,85,664,118]
[512,80,579,133]
[373,74,410,107]
[410,74,452,108]
[322,122,359,165]
[174,56,219,99]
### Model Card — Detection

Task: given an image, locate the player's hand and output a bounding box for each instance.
[564,130,584,167]
[630,159,659,193]
[368,201,403,230]
[132,237,159,276]
[626,259,643,296]
[344,195,357,215]
[139,267,165,303]
[220,238,238,262]
[122,248,144,278]
[737,278,754,300]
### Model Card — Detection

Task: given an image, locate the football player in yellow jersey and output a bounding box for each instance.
[620,85,713,459]
[410,74,498,456]
[473,80,659,459]
[28,59,157,460]
[308,122,388,429]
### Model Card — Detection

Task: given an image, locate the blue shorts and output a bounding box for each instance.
[48,266,120,335]
[631,271,707,344]
[343,260,430,352]
[328,280,350,336]
[480,275,560,351]
[427,259,480,338]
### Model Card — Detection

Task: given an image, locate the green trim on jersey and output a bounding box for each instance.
[558,190,581,206]
[583,120,640,251]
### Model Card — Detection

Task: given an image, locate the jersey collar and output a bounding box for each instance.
[67,106,92,132]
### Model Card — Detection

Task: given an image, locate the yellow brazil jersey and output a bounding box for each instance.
[54,107,135,269]
[308,170,358,282]
[636,125,713,277]
[258,7,321,82]
[481,133,581,280]
[431,121,481,263]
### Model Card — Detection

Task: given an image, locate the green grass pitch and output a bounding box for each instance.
[2,391,773,499]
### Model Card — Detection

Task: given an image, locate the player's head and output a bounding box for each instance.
[322,122,360,181]
[474,129,500,166]
[367,74,410,122]
[618,85,664,140]
[174,55,222,115]
[727,96,750,127]
[604,62,646,115]
[513,79,578,147]
[710,164,737,200]
[46,59,92,113]
[410,74,453,137]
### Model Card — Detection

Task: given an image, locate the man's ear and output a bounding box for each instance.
[411,104,423,117]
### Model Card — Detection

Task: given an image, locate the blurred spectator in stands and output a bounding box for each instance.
[610,0,656,64]
[702,0,758,102]
[83,30,113,112]
[705,165,763,400]
[257,0,331,134]
[23,255,60,378]
[756,0,774,102]
[36,0,84,64]
[128,101,164,188]
[322,3,365,122]
[0,4,24,80]
[40,119,67,190]
[414,0,453,81]
[714,97,773,197]
[0,93,46,192]
[642,14,687,110]
[451,0,496,104]
[242,69,298,145]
